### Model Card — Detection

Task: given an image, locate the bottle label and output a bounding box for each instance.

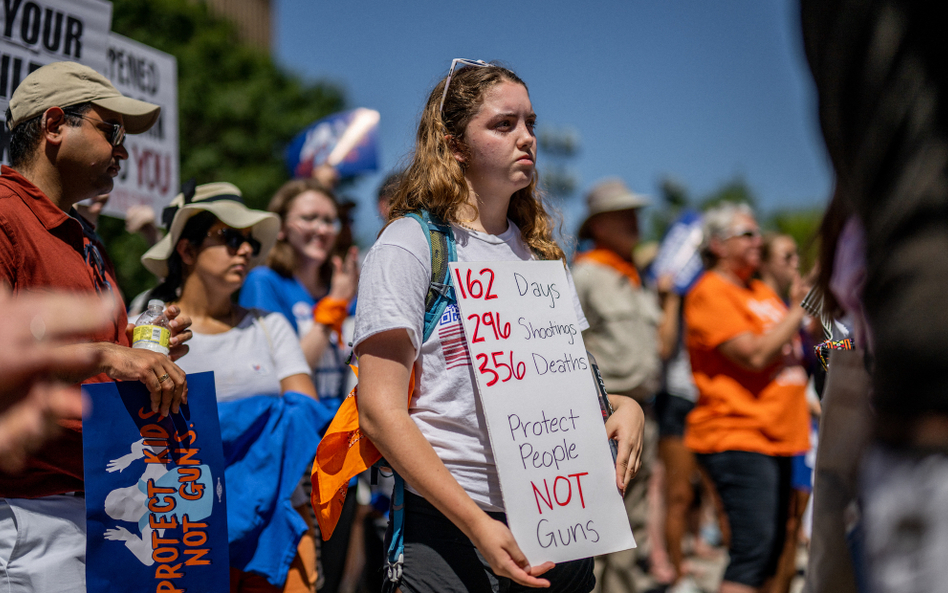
[133,324,171,348]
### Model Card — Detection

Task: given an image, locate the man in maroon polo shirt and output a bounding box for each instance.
[0,62,193,592]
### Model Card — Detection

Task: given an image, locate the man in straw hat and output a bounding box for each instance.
[572,178,665,593]
[0,61,192,592]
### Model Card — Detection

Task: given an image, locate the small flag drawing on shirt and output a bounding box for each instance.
[439,305,471,369]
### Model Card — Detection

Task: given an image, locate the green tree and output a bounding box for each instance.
[99,0,345,301]
[647,176,691,241]
[697,175,758,211]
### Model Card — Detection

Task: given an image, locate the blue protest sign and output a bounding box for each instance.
[647,210,705,295]
[285,108,380,178]
[82,372,229,593]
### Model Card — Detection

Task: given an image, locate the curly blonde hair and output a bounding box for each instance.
[388,62,564,261]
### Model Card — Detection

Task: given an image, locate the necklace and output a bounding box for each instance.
[454,220,481,233]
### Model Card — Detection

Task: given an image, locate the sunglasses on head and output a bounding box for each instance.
[439,58,491,115]
[207,227,261,256]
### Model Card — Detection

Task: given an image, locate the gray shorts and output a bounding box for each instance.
[382,492,594,593]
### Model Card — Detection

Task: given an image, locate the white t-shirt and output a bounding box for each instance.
[354,217,588,512]
[176,309,311,402]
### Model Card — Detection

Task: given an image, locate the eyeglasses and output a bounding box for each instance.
[439,58,490,115]
[66,112,126,147]
[207,227,261,256]
[290,214,342,234]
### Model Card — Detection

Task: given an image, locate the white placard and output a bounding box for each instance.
[1,0,113,163]
[450,260,635,565]
[103,33,179,218]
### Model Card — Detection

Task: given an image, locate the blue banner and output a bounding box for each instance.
[82,372,229,593]
[285,108,380,178]
[646,210,705,295]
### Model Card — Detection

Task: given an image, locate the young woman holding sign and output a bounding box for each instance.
[353,60,646,592]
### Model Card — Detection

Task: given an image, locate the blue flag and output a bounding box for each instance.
[82,372,229,593]
[647,210,705,295]
[285,108,380,178]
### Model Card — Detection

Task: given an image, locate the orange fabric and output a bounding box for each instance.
[313,297,348,342]
[573,247,641,287]
[683,271,809,456]
[310,367,414,540]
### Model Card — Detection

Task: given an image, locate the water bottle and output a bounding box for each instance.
[133,299,171,355]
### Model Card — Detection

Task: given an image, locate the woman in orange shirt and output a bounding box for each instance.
[683,203,809,593]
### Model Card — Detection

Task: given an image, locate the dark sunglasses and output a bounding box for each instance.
[83,242,113,293]
[65,112,126,147]
[207,227,261,256]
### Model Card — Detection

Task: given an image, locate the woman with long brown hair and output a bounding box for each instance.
[352,60,646,593]
[240,179,358,408]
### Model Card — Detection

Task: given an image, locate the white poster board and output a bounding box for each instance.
[103,33,178,218]
[1,0,113,162]
[450,260,635,565]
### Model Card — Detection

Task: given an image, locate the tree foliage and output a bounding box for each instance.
[647,175,823,271]
[100,0,345,301]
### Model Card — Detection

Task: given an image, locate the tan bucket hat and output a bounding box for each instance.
[578,178,651,238]
[142,182,280,278]
[7,61,160,133]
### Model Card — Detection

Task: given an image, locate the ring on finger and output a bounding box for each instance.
[157,373,171,384]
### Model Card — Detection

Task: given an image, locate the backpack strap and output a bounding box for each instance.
[383,210,457,583]
[404,210,457,342]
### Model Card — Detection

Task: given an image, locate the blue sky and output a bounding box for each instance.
[273,1,832,244]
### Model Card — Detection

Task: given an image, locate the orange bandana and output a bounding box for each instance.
[574,247,641,288]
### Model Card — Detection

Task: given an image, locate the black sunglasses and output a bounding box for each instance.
[207,227,261,256]
[65,111,126,147]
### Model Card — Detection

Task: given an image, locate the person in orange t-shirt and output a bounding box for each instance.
[684,203,809,593]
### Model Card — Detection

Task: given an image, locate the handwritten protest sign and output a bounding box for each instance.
[82,371,229,593]
[450,260,635,564]
[1,0,113,163]
[103,33,179,218]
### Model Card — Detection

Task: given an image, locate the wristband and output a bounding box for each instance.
[314,297,348,341]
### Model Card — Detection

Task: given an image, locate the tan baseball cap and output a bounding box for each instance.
[6,61,160,133]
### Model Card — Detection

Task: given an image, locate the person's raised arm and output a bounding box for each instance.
[357,328,554,588]
[299,246,359,368]
[718,277,807,371]
[656,275,680,361]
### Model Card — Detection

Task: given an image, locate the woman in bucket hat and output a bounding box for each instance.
[142,183,328,593]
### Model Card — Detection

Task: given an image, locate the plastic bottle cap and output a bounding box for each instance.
[147,299,165,309]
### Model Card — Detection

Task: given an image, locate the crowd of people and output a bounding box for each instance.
[1,1,945,592]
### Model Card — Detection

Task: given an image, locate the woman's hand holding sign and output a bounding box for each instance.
[605,394,646,495]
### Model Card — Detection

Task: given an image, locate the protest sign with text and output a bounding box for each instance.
[82,371,229,593]
[1,0,112,163]
[102,32,179,218]
[450,260,635,565]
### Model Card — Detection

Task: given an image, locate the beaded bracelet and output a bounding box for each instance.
[815,338,854,371]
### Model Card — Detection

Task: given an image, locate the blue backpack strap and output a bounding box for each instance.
[404,210,457,341]
[384,210,456,583]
